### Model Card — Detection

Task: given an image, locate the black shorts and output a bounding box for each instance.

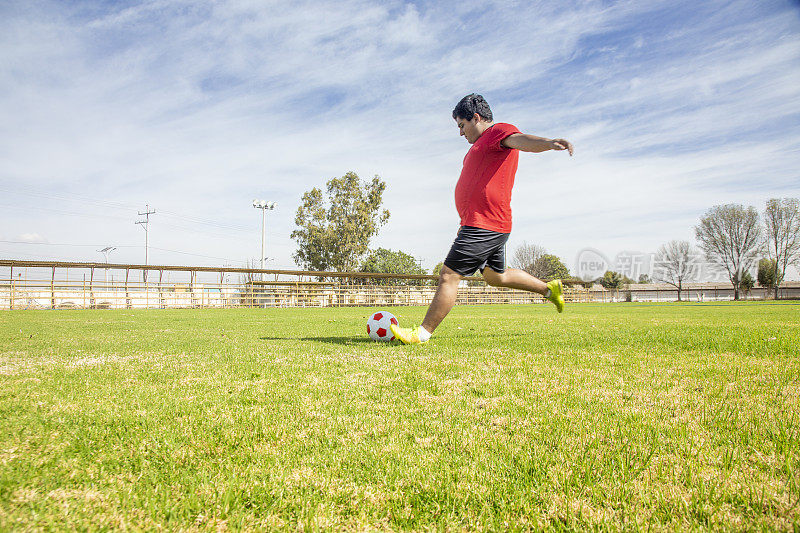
[443,226,510,277]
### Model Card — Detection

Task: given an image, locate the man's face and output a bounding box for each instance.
[456,114,482,144]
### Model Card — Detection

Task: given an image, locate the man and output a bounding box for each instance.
[391,93,574,345]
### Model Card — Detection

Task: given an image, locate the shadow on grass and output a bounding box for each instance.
[260,336,375,345]
[260,331,533,345]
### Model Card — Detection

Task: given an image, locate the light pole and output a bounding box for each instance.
[97,246,117,285]
[252,199,276,281]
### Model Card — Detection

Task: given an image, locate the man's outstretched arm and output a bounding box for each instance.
[502,133,574,156]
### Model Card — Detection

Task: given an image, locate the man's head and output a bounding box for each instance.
[452,93,493,122]
[453,93,494,144]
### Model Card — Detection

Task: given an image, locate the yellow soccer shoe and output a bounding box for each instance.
[546,279,565,313]
[390,324,429,345]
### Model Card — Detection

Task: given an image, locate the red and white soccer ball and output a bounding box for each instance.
[367,311,398,342]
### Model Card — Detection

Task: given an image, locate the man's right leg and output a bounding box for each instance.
[391,265,463,344]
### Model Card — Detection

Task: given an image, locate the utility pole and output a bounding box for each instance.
[135,204,156,265]
[136,204,155,282]
[252,199,276,281]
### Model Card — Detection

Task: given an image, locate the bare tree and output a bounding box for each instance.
[510,241,546,275]
[653,240,697,301]
[239,258,258,285]
[763,198,800,299]
[694,204,761,300]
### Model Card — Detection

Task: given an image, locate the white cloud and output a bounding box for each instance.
[18,233,47,243]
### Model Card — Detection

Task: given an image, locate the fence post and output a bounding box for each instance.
[89,267,95,309]
[125,269,130,309]
[190,271,196,308]
[219,271,224,308]
[9,265,13,310]
[50,267,56,309]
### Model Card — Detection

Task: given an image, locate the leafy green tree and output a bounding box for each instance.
[291,172,389,272]
[638,274,651,284]
[430,261,445,286]
[757,258,778,298]
[740,271,755,296]
[359,248,425,285]
[532,254,570,281]
[600,270,623,290]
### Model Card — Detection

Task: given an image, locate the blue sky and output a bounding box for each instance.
[1,0,799,278]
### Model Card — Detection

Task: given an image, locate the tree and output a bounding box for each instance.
[291,172,390,272]
[740,271,755,297]
[757,258,778,298]
[638,274,651,284]
[509,243,568,280]
[430,261,445,286]
[532,254,570,281]
[510,242,546,274]
[653,240,697,302]
[600,270,623,289]
[694,204,761,300]
[359,248,425,285]
[763,198,800,298]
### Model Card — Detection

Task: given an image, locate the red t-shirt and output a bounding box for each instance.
[454,122,520,233]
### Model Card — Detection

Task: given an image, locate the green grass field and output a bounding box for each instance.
[1,302,799,531]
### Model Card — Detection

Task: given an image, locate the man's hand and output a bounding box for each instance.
[551,139,574,156]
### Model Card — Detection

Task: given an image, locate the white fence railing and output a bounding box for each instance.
[1,259,796,310]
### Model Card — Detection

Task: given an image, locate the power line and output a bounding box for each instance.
[0,240,135,247]
[158,210,257,232]
[0,202,133,223]
[0,182,298,261]
[0,240,248,264]
[0,182,140,211]
[0,202,293,244]
[0,183,265,233]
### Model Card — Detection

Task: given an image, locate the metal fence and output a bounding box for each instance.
[1,260,795,310]
[0,259,568,310]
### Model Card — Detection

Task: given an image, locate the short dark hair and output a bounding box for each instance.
[452,93,493,122]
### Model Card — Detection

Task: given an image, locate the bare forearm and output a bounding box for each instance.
[503,134,553,152]
[502,133,574,155]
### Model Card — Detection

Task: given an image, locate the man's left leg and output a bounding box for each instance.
[482,267,564,312]
[482,267,547,293]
